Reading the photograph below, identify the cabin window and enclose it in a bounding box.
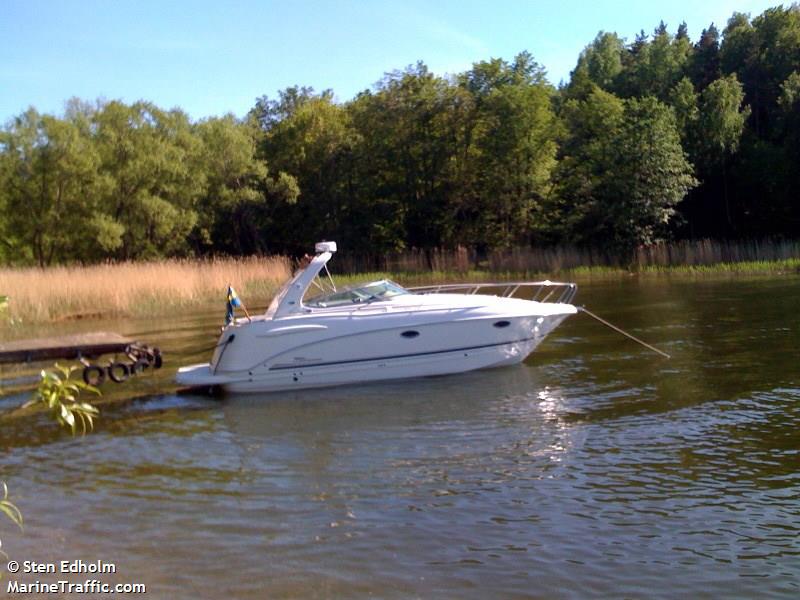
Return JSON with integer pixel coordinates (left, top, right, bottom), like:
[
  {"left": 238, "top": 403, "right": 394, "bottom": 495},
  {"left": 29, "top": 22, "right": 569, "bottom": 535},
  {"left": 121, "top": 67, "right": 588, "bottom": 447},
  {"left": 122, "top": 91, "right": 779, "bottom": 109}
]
[
  {"left": 401, "top": 330, "right": 420, "bottom": 338},
  {"left": 493, "top": 320, "right": 511, "bottom": 328}
]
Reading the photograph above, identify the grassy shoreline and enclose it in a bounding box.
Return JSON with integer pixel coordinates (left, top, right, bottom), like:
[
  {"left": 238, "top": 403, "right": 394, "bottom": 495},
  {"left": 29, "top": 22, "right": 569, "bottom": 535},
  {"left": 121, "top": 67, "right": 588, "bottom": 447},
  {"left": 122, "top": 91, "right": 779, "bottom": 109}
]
[
  {"left": 0, "top": 255, "right": 798, "bottom": 327},
  {"left": 0, "top": 256, "right": 292, "bottom": 327}
]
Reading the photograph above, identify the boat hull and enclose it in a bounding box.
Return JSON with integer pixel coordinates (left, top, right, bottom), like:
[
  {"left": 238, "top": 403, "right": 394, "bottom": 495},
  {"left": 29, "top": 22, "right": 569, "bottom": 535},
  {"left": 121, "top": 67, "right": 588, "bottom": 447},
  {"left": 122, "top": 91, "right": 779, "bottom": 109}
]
[{"left": 176, "top": 311, "right": 572, "bottom": 393}]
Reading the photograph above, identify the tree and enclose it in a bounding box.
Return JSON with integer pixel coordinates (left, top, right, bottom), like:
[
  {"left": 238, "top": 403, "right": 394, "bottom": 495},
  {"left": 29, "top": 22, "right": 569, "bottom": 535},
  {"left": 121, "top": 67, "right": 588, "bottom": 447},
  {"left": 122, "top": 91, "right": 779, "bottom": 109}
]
[
  {"left": 0, "top": 109, "right": 104, "bottom": 266},
  {"left": 689, "top": 24, "right": 722, "bottom": 90},
  {"left": 720, "top": 12, "right": 754, "bottom": 74},
  {"left": 696, "top": 75, "right": 750, "bottom": 162},
  {"left": 618, "top": 23, "right": 691, "bottom": 100},
  {"left": 346, "top": 63, "right": 461, "bottom": 252},
  {"left": 193, "top": 115, "right": 298, "bottom": 255},
  {"left": 778, "top": 70, "right": 800, "bottom": 154},
  {"left": 460, "top": 53, "right": 560, "bottom": 248},
  {"left": 257, "top": 92, "right": 353, "bottom": 252},
  {"left": 669, "top": 77, "right": 700, "bottom": 152},
  {"left": 92, "top": 101, "right": 204, "bottom": 260},
  {"left": 696, "top": 75, "right": 750, "bottom": 229},
  {"left": 721, "top": 7, "right": 800, "bottom": 137},
  {"left": 251, "top": 86, "right": 330, "bottom": 132},
  {"left": 556, "top": 89, "right": 697, "bottom": 254},
  {"left": 774, "top": 71, "right": 800, "bottom": 228},
  {"left": 569, "top": 32, "right": 625, "bottom": 95}
]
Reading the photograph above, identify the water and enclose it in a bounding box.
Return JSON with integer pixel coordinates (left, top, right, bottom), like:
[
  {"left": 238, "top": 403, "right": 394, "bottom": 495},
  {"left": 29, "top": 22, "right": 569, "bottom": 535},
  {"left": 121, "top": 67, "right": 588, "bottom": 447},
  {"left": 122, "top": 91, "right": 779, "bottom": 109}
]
[{"left": 1, "top": 276, "right": 799, "bottom": 598}]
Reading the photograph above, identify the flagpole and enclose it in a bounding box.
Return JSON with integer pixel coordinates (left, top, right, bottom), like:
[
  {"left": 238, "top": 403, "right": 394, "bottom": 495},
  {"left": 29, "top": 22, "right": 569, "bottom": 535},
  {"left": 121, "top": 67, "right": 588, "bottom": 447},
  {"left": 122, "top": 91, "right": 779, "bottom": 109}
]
[{"left": 226, "top": 284, "right": 252, "bottom": 324}]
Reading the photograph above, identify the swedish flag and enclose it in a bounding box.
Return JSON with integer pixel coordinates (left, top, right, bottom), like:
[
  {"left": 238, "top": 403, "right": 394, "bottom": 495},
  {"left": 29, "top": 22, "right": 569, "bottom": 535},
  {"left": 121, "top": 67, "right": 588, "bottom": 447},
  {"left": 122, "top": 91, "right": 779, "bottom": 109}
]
[{"left": 225, "top": 285, "right": 242, "bottom": 325}]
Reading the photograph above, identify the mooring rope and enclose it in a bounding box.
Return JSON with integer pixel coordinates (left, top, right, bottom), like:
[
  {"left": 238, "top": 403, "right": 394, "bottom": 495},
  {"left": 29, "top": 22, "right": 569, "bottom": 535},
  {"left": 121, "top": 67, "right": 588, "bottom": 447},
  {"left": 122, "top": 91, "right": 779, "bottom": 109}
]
[
  {"left": 185, "top": 334, "right": 235, "bottom": 357},
  {"left": 578, "top": 306, "right": 671, "bottom": 359}
]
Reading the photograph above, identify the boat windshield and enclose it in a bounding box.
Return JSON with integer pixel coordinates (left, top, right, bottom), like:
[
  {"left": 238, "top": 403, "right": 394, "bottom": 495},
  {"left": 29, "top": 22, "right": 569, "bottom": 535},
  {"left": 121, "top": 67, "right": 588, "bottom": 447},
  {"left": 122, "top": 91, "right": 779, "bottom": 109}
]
[{"left": 305, "top": 280, "right": 409, "bottom": 308}]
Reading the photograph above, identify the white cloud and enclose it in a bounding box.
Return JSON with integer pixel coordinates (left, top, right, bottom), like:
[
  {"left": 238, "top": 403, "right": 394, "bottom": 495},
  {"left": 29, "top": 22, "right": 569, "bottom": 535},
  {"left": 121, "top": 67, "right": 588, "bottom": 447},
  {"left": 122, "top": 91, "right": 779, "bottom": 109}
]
[{"left": 416, "top": 18, "right": 489, "bottom": 55}]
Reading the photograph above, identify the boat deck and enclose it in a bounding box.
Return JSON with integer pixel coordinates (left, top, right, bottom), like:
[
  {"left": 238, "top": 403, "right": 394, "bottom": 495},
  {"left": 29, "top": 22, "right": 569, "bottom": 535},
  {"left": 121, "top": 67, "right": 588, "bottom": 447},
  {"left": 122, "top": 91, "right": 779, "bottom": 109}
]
[{"left": 0, "top": 332, "right": 135, "bottom": 364}]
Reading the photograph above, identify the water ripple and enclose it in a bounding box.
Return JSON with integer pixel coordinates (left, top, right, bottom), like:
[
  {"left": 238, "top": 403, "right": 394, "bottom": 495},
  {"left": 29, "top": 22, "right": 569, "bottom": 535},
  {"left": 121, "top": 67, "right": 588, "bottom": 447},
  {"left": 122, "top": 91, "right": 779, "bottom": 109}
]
[{"left": 3, "top": 277, "right": 800, "bottom": 598}]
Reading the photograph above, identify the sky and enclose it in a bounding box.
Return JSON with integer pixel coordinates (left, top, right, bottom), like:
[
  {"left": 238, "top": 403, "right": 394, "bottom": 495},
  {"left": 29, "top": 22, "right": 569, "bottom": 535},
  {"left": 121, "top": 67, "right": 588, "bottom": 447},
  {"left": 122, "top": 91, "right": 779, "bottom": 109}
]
[{"left": 0, "top": 0, "right": 784, "bottom": 123}]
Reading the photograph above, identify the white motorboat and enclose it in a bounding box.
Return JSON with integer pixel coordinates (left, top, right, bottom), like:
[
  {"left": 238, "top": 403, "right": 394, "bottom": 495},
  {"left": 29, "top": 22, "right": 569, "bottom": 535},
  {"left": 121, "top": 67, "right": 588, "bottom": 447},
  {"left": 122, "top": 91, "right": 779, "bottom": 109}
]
[{"left": 176, "top": 242, "right": 578, "bottom": 393}]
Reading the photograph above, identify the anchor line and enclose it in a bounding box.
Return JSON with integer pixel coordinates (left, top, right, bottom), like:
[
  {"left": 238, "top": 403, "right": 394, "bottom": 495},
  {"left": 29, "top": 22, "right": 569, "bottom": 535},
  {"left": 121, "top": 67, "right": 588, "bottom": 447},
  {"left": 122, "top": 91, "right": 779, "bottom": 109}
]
[
  {"left": 578, "top": 306, "right": 671, "bottom": 359},
  {"left": 183, "top": 334, "right": 237, "bottom": 357}
]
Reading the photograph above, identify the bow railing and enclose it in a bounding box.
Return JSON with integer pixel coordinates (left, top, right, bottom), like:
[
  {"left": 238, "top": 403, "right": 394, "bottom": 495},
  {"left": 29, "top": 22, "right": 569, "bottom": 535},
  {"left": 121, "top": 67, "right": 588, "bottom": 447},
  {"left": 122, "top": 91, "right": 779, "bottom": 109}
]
[{"left": 407, "top": 281, "right": 578, "bottom": 304}]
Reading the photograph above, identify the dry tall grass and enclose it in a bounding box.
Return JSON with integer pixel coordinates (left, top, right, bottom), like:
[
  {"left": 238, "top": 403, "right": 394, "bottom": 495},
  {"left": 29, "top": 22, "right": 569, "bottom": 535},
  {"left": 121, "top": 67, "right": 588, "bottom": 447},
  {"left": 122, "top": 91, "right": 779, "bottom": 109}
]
[
  {"left": 0, "top": 256, "right": 292, "bottom": 324},
  {"left": 1, "top": 238, "right": 797, "bottom": 325}
]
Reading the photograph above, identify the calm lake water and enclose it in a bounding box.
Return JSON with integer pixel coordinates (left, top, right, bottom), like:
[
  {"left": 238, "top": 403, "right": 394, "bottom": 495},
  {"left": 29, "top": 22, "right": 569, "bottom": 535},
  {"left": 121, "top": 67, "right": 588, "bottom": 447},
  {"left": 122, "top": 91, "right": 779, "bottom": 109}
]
[{"left": 1, "top": 275, "right": 799, "bottom": 598}]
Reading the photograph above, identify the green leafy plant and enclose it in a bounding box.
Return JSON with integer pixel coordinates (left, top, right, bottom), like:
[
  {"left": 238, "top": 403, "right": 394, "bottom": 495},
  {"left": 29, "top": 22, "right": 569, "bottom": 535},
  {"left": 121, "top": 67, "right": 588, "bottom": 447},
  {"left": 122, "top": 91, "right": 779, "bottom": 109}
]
[
  {"left": 0, "top": 483, "right": 22, "bottom": 534},
  {"left": 1, "top": 364, "right": 100, "bottom": 570},
  {"left": 0, "top": 481, "right": 23, "bottom": 565},
  {"left": 22, "top": 364, "right": 100, "bottom": 435}
]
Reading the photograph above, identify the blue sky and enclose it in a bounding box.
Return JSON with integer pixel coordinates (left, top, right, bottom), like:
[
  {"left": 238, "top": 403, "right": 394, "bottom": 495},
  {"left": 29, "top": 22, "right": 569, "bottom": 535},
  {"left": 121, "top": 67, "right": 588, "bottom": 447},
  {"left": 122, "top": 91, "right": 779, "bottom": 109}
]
[{"left": 0, "top": 0, "right": 782, "bottom": 123}]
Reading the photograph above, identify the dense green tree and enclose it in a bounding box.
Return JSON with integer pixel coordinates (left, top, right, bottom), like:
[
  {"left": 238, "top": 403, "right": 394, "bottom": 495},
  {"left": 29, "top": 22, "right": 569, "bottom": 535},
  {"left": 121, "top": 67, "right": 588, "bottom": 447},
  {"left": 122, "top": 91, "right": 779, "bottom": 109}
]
[
  {"left": 257, "top": 92, "right": 353, "bottom": 252},
  {"left": 251, "top": 86, "right": 330, "bottom": 132},
  {"left": 667, "top": 74, "right": 750, "bottom": 236},
  {"left": 696, "top": 75, "right": 750, "bottom": 166},
  {"left": 3, "top": 4, "right": 800, "bottom": 267},
  {"left": 618, "top": 23, "right": 692, "bottom": 100},
  {"left": 91, "top": 101, "right": 204, "bottom": 259},
  {"left": 0, "top": 109, "right": 104, "bottom": 266},
  {"left": 721, "top": 7, "right": 800, "bottom": 137},
  {"left": 775, "top": 70, "right": 800, "bottom": 227},
  {"left": 556, "top": 89, "right": 696, "bottom": 253},
  {"left": 669, "top": 77, "right": 700, "bottom": 151},
  {"left": 458, "top": 53, "right": 560, "bottom": 248},
  {"left": 614, "top": 96, "right": 697, "bottom": 247},
  {"left": 347, "top": 63, "right": 462, "bottom": 252},
  {"left": 193, "top": 115, "right": 298, "bottom": 255},
  {"left": 569, "top": 32, "right": 625, "bottom": 95},
  {"left": 778, "top": 69, "right": 800, "bottom": 151},
  {"left": 696, "top": 75, "right": 750, "bottom": 230},
  {"left": 689, "top": 24, "right": 722, "bottom": 90}
]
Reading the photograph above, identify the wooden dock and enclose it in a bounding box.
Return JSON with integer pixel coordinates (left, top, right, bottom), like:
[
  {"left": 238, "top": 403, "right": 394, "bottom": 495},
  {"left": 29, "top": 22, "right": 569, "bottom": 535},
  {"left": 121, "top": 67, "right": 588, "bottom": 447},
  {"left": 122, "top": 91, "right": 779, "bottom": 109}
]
[{"left": 0, "top": 332, "right": 135, "bottom": 364}]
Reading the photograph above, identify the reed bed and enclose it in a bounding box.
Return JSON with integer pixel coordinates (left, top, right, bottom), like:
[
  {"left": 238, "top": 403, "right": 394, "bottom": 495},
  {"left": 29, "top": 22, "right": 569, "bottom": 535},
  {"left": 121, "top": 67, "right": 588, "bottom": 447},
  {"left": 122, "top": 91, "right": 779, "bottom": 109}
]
[
  {"left": 0, "top": 256, "right": 292, "bottom": 324},
  {"left": 333, "top": 245, "right": 619, "bottom": 273},
  {"left": 334, "top": 238, "right": 800, "bottom": 275},
  {"left": 1, "top": 238, "right": 797, "bottom": 326},
  {"left": 633, "top": 238, "right": 800, "bottom": 267}
]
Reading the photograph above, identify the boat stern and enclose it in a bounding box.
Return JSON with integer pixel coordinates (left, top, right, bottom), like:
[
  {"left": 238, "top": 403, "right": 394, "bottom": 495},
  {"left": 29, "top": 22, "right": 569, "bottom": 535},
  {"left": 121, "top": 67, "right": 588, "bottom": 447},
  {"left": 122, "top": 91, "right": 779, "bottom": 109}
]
[{"left": 175, "top": 363, "right": 234, "bottom": 388}]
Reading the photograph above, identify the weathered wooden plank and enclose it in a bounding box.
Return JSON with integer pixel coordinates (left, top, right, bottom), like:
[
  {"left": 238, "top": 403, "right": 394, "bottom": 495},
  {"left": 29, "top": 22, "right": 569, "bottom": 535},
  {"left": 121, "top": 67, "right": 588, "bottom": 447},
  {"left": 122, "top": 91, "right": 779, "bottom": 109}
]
[{"left": 0, "top": 332, "right": 135, "bottom": 364}]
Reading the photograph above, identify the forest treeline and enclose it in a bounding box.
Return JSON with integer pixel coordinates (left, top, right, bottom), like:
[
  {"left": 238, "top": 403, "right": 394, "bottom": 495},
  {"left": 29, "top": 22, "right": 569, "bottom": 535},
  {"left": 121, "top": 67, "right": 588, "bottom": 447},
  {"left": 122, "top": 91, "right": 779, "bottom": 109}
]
[{"left": 1, "top": 5, "right": 799, "bottom": 267}]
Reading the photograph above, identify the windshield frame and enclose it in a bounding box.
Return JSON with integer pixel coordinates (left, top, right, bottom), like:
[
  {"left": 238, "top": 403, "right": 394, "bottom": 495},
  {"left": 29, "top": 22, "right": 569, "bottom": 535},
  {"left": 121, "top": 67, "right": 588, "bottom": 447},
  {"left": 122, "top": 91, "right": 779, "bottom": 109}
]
[{"left": 304, "top": 279, "right": 410, "bottom": 309}]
